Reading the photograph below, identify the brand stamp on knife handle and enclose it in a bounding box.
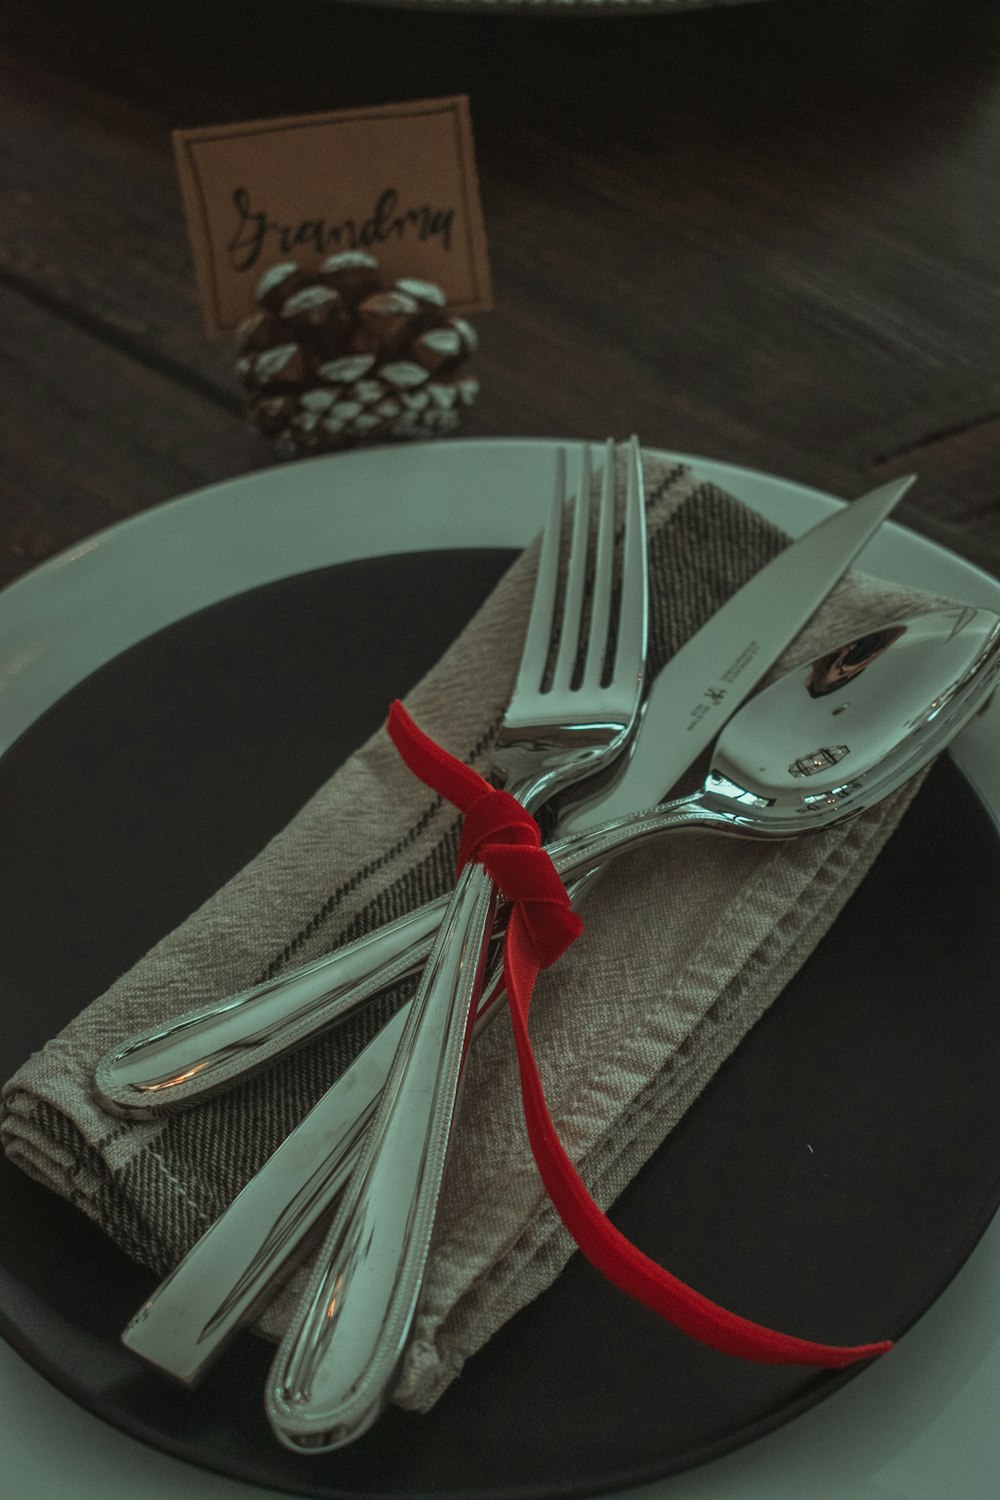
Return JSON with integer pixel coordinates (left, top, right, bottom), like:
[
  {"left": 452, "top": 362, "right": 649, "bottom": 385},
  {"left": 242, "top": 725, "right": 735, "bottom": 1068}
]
[{"left": 685, "top": 639, "right": 761, "bottom": 731}]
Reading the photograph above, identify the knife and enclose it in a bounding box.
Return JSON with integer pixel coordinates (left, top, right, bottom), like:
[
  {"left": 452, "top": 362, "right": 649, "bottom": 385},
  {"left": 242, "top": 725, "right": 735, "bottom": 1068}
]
[
  {"left": 96, "top": 476, "right": 916, "bottom": 1119},
  {"left": 120, "top": 474, "right": 914, "bottom": 1386}
]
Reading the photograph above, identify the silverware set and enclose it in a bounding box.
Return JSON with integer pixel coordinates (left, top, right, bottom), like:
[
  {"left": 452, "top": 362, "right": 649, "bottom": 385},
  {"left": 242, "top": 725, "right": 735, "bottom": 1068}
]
[{"left": 90, "top": 443, "right": 1000, "bottom": 1453}]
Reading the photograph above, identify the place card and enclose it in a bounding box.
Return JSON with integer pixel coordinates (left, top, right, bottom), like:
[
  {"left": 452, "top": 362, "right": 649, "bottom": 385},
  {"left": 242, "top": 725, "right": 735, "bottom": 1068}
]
[{"left": 173, "top": 96, "right": 493, "bottom": 335}]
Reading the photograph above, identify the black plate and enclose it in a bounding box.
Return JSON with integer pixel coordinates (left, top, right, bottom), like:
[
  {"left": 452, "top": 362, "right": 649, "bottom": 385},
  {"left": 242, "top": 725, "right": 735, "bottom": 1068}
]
[{"left": 2, "top": 549, "right": 999, "bottom": 1500}]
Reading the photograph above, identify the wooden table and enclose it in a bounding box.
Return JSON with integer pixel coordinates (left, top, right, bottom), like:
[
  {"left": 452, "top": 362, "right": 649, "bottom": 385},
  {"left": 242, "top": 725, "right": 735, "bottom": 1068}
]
[{"left": 1, "top": 0, "right": 999, "bottom": 590}]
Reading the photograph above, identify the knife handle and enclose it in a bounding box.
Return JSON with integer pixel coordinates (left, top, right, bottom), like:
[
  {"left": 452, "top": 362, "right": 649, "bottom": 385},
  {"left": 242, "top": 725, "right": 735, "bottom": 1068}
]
[
  {"left": 266, "top": 862, "right": 498, "bottom": 1451},
  {"left": 121, "top": 1004, "right": 407, "bottom": 1385}
]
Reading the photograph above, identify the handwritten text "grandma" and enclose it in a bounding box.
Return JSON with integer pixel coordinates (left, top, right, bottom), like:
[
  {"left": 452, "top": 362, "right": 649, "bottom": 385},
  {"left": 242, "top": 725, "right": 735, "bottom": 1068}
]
[{"left": 227, "top": 187, "right": 456, "bottom": 272}]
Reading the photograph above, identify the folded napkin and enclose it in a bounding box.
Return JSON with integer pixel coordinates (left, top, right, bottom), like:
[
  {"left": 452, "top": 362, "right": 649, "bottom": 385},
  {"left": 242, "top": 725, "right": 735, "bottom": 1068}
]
[{"left": 2, "top": 452, "right": 942, "bottom": 1411}]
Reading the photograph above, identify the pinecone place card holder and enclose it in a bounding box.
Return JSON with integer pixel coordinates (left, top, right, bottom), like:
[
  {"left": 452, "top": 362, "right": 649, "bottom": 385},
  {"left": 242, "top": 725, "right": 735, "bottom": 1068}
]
[
  {"left": 237, "top": 253, "right": 480, "bottom": 458},
  {"left": 174, "top": 99, "right": 492, "bottom": 458}
]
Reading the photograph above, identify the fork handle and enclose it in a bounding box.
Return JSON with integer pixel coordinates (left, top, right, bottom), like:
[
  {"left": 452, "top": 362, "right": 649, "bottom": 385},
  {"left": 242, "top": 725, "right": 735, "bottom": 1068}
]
[{"left": 266, "top": 862, "right": 499, "bottom": 1451}]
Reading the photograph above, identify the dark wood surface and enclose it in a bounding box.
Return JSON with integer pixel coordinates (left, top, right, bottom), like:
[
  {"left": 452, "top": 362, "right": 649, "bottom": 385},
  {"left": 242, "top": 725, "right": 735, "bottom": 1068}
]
[{"left": 1, "top": 0, "right": 999, "bottom": 589}]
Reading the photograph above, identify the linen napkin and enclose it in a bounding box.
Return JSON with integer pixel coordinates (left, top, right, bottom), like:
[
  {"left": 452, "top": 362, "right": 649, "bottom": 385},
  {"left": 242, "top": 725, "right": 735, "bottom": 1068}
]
[{"left": 2, "top": 451, "right": 941, "bottom": 1411}]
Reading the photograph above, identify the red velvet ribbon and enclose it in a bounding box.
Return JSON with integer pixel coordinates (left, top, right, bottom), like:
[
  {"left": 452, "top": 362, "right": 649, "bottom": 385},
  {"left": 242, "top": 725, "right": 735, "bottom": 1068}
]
[{"left": 387, "top": 700, "right": 892, "bottom": 1369}]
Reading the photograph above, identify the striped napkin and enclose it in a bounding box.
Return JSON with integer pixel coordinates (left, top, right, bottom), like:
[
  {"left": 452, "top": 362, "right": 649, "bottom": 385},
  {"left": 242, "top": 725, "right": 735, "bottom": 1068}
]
[{"left": 1, "top": 450, "right": 937, "bottom": 1411}]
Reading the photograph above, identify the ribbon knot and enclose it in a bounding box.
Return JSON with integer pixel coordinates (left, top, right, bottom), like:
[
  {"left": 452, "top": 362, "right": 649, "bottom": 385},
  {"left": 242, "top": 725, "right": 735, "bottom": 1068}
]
[
  {"left": 388, "top": 701, "right": 583, "bottom": 971},
  {"left": 386, "top": 699, "right": 890, "bottom": 1371},
  {"left": 457, "top": 788, "right": 584, "bottom": 970}
]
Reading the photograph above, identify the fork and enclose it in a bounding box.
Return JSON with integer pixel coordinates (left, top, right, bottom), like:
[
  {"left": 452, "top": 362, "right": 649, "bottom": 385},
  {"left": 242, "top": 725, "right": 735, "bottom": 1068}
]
[{"left": 265, "top": 436, "right": 649, "bottom": 1452}]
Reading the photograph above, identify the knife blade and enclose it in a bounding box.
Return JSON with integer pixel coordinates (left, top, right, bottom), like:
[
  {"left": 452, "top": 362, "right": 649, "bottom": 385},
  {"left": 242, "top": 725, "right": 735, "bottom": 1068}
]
[{"left": 119, "top": 473, "right": 914, "bottom": 1385}]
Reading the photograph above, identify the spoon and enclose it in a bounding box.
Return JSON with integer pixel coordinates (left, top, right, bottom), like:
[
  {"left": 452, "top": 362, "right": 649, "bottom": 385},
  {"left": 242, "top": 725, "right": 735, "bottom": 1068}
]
[
  {"left": 119, "top": 605, "right": 1000, "bottom": 1391},
  {"left": 98, "top": 603, "right": 1000, "bottom": 1119}
]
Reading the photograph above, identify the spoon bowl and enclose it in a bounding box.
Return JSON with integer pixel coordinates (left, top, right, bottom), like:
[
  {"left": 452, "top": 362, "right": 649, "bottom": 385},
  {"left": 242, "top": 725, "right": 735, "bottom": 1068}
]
[{"left": 552, "top": 605, "right": 1000, "bottom": 879}]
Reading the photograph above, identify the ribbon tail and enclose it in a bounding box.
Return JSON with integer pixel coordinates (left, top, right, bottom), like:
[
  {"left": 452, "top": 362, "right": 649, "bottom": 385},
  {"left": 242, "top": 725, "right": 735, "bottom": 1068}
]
[
  {"left": 502, "top": 912, "right": 892, "bottom": 1370},
  {"left": 387, "top": 700, "right": 492, "bottom": 812}
]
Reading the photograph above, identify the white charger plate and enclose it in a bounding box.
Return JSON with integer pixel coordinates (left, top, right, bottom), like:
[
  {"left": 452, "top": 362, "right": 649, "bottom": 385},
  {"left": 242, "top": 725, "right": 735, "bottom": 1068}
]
[{"left": 1, "top": 438, "right": 999, "bottom": 1500}]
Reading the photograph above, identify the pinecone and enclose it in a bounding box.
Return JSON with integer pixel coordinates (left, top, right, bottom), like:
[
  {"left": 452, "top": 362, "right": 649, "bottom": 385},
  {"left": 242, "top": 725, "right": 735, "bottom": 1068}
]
[{"left": 235, "top": 253, "right": 479, "bottom": 458}]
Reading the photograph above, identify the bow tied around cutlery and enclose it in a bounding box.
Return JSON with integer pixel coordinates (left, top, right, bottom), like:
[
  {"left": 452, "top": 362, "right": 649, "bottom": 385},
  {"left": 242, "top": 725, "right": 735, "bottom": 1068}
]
[
  {"left": 387, "top": 697, "right": 892, "bottom": 1370},
  {"left": 1, "top": 449, "right": 949, "bottom": 1416},
  {"left": 387, "top": 698, "right": 584, "bottom": 968}
]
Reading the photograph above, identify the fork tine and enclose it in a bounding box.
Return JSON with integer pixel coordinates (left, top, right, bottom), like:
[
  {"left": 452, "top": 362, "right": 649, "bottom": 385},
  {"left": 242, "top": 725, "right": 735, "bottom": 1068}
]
[
  {"left": 580, "top": 437, "right": 617, "bottom": 689},
  {"left": 610, "top": 436, "right": 647, "bottom": 690},
  {"left": 515, "top": 445, "right": 567, "bottom": 698},
  {"left": 550, "top": 442, "right": 593, "bottom": 692}
]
